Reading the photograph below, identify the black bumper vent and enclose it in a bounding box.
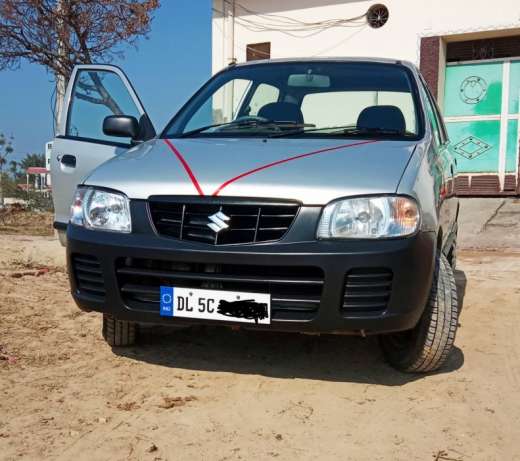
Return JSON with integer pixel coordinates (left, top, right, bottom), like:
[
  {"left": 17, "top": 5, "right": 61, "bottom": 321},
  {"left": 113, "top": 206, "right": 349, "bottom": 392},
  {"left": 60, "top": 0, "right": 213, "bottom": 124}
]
[
  {"left": 71, "top": 254, "right": 105, "bottom": 299},
  {"left": 116, "top": 258, "right": 323, "bottom": 320},
  {"left": 342, "top": 268, "right": 393, "bottom": 313},
  {"left": 149, "top": 200, "right": 299, "bottom": 245}
]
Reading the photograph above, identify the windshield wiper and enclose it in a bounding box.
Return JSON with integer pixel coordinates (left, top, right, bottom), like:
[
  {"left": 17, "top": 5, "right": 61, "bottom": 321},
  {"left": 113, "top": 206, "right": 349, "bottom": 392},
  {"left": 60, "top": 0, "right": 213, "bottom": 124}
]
[
  {"left": 270, "top": 124, "right": 412, "bottom": 138},
  {"left": 180, "top": 119, "right": 287, "bottom": 137},
  {"left": 269, "top": 124, "right": 357, "bottom": 138},
  {"left": 180, "top": 119, "right": 314, "bottom": 137}
]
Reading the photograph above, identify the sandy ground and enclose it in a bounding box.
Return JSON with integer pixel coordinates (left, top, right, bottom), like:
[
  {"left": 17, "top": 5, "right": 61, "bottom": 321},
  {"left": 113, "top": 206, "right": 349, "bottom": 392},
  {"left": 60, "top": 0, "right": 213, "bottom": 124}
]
[
  {"left": 0, "top": 210, "right": 54, "bottom": 236},
  {"left": 1, "top": 235, "right": 520, "bottom": 461}
]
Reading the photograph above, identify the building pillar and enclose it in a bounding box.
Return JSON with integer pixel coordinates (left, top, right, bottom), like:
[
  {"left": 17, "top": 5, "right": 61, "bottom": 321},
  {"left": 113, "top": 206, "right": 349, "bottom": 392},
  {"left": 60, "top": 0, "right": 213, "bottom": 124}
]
[{"left": 420, "top": 36, "right": 441, "bottom": 100}]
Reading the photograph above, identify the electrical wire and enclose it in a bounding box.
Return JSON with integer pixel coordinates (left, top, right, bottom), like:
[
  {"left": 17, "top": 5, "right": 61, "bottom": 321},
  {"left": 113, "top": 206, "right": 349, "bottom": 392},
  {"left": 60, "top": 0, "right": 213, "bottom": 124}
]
[
  {"left": 225, "top": 0, "right": 367, "bottom": 28},
  {"left": 311, "top": 24, "right": 369, "bottom": 56},
  {"left": 230, "top": 0, "right": 367, "bottom": 26},
  {"left": 215, "top": 1, "right": 367, "bottom": 38},
  {"left": 212, "top": 15, "right": 272, "bottom": 59}
]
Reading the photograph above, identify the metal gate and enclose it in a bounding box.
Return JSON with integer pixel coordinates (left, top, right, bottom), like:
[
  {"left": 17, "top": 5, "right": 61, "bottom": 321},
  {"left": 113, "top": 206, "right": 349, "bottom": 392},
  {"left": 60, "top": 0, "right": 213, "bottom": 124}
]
[{"left": 444, "top": 59, "right": 520, "bottom": 194}]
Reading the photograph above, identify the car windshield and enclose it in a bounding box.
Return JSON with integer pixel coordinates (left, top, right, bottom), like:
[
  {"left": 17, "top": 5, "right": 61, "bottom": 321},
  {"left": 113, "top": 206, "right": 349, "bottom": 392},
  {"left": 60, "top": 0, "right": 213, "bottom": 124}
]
[{"left": 163, "top": 61, "right": 423, "bottom": 140}]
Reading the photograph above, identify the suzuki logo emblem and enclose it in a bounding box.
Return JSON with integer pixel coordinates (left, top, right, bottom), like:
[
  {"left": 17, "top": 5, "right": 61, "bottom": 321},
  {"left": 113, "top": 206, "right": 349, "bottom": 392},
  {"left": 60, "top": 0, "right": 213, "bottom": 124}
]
[{"left": 207, "top": 211, "right": 230, "bottom": 233}]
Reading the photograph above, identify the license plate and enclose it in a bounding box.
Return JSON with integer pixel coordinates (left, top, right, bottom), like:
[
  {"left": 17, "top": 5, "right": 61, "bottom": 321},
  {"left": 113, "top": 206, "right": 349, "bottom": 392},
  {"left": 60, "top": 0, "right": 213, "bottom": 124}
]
[{"left": 159, "top": 286, "right": 271, "bottom": 324}]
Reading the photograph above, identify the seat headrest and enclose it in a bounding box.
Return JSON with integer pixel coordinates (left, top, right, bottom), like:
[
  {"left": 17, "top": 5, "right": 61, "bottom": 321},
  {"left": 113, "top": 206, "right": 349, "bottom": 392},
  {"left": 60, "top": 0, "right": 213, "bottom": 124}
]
[
  {"left": 357, "top": 105, "right": 406, "bottom": 133},
  {"left": 257, "top": 102, "right": 304, "bottom": 124}
]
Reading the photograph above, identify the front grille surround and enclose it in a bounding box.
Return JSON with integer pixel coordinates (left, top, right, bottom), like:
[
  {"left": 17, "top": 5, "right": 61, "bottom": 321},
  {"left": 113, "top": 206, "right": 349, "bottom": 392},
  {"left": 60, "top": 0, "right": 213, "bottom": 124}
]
[
  {"left": 148, "top": 198, "right": 300, "bottom": 246},
  {"left": 116, "top": 257, "right": 324, "bottom": 320}
]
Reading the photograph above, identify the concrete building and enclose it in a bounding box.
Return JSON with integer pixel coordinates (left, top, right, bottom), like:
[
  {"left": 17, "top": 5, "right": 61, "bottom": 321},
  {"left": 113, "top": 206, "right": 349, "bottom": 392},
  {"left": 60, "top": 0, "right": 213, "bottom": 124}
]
[{"left": 212, "top": 0, "right": 520, "bottom": 195}]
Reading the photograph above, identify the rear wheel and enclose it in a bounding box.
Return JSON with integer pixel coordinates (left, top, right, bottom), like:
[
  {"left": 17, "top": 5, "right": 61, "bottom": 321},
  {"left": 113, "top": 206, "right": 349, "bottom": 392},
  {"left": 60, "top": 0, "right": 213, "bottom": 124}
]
[
  {"left": 379, "top": 253, "right": 458, "bottom": 373},
  {"left": 102, "top": 314, "right": 137, "bottom": 347}
]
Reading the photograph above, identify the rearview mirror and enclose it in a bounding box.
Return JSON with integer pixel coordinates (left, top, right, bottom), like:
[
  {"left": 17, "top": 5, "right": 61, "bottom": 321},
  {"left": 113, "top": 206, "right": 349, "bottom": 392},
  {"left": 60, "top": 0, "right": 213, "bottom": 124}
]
[
  {"left": 103, "top": 115, "right": 139, "bottom": 139},
  {"left": 288, "top": 73, "right": 330, "bottom": 88}
]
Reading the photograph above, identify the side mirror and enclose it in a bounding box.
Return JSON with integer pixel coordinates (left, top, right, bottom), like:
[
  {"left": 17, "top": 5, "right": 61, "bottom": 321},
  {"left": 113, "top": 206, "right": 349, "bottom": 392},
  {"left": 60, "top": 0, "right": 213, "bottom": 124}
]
[{"left": 103, "top": 115, "right": 139, "bottom": 139}]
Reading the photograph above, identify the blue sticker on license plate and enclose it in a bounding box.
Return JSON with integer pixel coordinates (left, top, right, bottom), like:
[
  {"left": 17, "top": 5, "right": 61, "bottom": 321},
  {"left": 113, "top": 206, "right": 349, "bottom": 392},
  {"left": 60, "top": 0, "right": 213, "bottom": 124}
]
[{"left": 160, "top": 286, "right": 174, "bottom": 317}]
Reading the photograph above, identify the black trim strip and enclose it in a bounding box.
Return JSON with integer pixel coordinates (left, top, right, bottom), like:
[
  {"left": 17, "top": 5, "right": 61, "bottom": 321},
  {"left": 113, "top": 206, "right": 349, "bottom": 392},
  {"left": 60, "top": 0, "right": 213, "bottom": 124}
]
[
  {"left": 53, "top": 221, "right": 68, "bottom": 231},
  {"left": 55, "top": 135, "right": 132, "bottom": 149}
]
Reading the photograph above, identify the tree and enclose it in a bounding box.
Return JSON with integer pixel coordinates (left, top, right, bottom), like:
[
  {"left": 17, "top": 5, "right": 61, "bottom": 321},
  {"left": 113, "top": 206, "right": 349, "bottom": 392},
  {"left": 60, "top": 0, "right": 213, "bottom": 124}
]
[
  {"left": 0, "top": 133, "right": 14, "bottom": 207},
  {"left": 20, "top": 153, "right": 45, "bottom": 171},
  {"left": 9, "top": 160, "right": 18, "bottom": 177},
  {"left": 0, "top": 0, "right": 160, "bottom": 126},
  {"left": 7, "top": 153, "right": 45, "bottom": 182}
]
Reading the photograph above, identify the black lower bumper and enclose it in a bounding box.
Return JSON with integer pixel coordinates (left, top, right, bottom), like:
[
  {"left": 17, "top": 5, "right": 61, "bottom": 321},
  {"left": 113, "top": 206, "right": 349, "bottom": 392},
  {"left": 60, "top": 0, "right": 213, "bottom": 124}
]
[{"left": 66, "top": 222, "right": 436, "bottom": 334}]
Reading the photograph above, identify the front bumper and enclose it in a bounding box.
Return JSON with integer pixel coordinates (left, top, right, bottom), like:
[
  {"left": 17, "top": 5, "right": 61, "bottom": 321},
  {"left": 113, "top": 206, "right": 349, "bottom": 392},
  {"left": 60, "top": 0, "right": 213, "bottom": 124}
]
[{"left": 66, "top": 201, "right": 436, "bottom": 334}]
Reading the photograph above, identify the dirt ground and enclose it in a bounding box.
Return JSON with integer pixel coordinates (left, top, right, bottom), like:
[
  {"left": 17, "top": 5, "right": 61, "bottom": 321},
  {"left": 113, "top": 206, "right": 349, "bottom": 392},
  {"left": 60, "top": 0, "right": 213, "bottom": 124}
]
[
  {"left": 0, "top": 209, "right": 53, "bottom": 236},
  {"left": 1, "top": 234, "right": 520, "bottom": 461}
]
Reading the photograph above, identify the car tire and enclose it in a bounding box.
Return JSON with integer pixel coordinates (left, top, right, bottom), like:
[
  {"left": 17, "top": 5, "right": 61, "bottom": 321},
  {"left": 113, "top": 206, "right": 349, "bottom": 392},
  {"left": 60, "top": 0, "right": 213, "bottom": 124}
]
[
  {"left": 102, "top": 314, "right": 137, "bottom": 347},
  {"left": 379, "top": 253, "right": 459, "bottom": 373}
]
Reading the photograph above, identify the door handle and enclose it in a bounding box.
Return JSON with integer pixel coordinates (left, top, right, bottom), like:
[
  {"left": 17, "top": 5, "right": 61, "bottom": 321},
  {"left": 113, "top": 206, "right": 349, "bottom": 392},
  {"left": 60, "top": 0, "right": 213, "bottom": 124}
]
[{"left": 60, "top": 154, "right": 76, "bottom": 168}]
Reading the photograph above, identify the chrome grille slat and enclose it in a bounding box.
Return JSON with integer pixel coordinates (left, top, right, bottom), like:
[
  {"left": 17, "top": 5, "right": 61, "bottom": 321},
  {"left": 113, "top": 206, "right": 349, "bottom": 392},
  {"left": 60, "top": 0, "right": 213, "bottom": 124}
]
[{"left": 149, "top": 200, "right": 299, "bottom": 245}]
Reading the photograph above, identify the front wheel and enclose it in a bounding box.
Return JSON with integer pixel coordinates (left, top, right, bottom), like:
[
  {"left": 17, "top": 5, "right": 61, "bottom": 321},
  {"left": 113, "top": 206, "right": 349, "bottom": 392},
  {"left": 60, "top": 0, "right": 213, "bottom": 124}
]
[
  {"left": 102, "top": 314, "right": 138, "bottom": 347},
  {"left": 379, "top": 253, "right": 459, "bottom": 373}
]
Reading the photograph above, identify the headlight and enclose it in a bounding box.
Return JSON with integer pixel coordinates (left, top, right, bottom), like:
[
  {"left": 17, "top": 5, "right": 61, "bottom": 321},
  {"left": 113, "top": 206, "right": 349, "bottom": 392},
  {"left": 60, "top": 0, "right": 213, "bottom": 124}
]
[
  {"left": 70, "top": 187, "right": 131, "bottom": 233},
  {"left": 317, "top": 196, "right": 420, "bottom": 239}
]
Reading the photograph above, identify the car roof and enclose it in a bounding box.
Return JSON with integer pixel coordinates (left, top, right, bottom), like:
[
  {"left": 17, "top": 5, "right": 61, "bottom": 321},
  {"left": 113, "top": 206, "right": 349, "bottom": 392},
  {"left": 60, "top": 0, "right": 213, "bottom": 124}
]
[{"left": 232, "top": 57, "right": 417, "bottom": 69}]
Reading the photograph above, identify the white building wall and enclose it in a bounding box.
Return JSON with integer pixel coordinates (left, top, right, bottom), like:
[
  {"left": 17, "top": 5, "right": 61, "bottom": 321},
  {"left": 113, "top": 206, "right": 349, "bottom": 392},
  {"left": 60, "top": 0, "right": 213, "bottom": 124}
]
[{"left": 212, "top": 0, "right": 520, "bottom": 73}]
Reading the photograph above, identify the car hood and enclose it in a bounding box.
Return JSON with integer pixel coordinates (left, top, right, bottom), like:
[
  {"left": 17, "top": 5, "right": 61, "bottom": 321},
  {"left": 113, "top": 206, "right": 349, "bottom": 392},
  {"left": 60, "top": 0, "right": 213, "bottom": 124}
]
[{"left": 85, "top": 137, "right": 417, "bottom": 205}]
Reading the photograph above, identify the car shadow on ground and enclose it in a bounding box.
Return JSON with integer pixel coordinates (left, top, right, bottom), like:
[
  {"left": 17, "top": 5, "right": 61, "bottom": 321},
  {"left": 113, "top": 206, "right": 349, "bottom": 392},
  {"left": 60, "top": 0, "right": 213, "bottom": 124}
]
[
  {"left": 454, "top": 268, "right": 467, "bottom": 314},
  {"left": 114, "top": 269, "right": 468, "bottom": 386}
]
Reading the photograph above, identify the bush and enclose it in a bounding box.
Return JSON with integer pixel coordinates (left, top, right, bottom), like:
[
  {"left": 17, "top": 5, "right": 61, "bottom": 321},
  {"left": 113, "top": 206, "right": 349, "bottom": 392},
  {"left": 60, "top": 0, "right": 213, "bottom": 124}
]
[
  {"left": 25, "top": 191, "right": 54, "bottom": 212},
  {"left": 2, "top": 177, "right": 54, "bottom": 212}
]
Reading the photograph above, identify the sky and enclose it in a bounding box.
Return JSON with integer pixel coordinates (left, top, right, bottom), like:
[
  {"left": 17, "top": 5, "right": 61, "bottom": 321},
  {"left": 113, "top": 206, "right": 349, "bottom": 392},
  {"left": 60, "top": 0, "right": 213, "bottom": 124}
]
[{"left": 0, "top": 0, "right": 212, "bottom": 161}]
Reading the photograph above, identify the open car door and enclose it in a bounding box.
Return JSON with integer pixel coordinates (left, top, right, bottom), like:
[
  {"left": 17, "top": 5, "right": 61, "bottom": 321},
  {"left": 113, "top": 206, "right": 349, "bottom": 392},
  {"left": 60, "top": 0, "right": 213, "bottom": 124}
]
[{"left": 51, "top": 64, "right": 155, "bottom": 235}]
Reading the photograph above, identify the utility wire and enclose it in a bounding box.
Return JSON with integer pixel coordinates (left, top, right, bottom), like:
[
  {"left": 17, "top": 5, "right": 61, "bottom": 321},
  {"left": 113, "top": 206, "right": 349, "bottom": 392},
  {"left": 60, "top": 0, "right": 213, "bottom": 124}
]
[
  {"left": 212, "top": 15, "right": 271, "bottom": 59},
  {"left": 224, "top": 0, "right": 367, "bottom": 28},
  {"left": 216, "top": 1, "right": 367, "bottom": 38}
]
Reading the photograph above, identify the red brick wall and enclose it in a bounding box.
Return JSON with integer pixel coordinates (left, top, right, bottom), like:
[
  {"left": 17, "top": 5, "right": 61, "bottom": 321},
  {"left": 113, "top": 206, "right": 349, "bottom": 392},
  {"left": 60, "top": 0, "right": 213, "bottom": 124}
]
[{"left": 419, "top": 36, "right": 440, "bottom": 99}]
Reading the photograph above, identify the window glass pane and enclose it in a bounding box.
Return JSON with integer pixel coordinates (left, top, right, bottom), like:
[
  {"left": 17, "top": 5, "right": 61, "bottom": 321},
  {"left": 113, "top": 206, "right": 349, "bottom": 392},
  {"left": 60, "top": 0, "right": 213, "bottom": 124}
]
[
  {"left": 166, "top": 62, "right": 422, "bottom": 139},
  {"left": 422, "top": 90, "right": 442, "bottom": 146},
  {"left": 67, "top": 70, "right": 140, "bottom": 143},
  {"left": 248, "top": 83, "right": 279, "bottom": 115},
  {"left": 301, "top": 91, "right": 416, "bottom": 132},
  {"left": 509, "top": 61, "right": 520, "bottom": 115},
  {"left": 184, "top": 78, "right": 252, "bottom": 131},
  {"left": 445, "top": 120, "right": 500, "bottom": 173},
  {"left": 506, "top": 119, "right": 518, "bottom": 173},
  {"left": 444, "top": 62, "right": 502, "bottom": 117}
]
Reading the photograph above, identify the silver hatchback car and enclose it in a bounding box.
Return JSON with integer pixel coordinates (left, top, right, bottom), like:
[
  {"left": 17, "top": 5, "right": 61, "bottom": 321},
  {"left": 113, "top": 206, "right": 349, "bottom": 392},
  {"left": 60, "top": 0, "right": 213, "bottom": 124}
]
[{"left": 51, "top": 58, "right": 459, "bottom": 373}]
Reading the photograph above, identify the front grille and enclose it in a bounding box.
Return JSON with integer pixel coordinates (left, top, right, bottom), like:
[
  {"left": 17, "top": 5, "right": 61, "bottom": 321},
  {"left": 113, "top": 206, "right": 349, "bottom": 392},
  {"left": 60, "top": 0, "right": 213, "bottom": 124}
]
[
  {"left": 342, "top": 268, "right": 393, "bottom": 313},
  {"left": 116, "top": 258, "right": 323, "bottom": 320},
  {"left": 71, "top": 254, "right": 105, "bottom": 299},
  {"left": 149, "top": 200, "right": 300, "bottom": 245}
]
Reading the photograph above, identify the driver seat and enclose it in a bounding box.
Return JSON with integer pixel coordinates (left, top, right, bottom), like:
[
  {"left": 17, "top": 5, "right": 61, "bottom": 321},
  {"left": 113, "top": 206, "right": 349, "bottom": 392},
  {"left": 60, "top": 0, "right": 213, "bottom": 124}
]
[{"left": 258, "top": 102, "right": 304, "bottom": 124}]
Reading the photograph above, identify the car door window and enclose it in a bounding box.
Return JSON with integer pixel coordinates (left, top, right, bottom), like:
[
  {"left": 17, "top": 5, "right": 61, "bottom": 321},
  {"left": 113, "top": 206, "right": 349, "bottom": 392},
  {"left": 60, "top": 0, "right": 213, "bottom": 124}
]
[
  {"left": 421, "top": 87, "right": 443, "bottom": 147},
  {"left": 248, "top": 83, "right": 280, "bottom": 116},
  {"left": 427, "top": 90, "right": 449, "bottom": 145},
  {"left": 67, "top": 70, "right": 142, "bottom": 144}
]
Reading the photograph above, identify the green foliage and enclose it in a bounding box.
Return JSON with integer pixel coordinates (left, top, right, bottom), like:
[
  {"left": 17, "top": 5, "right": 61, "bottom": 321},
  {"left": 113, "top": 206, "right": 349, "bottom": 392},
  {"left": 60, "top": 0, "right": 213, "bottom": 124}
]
[
  {"left": 0, "top": 141, "right": 52, "bottom": 211},
  {"left": 9, "top": 152, "right": 46, "bottom": 181},
  {"left": 24, "top": 191, "right": 54, "bottom": 212},
  {"left": 0, "top": 133, "right": 14, "bottom": 164},
  {"left": 0, "top": 133, "right": 15, "bottom": 207}
]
